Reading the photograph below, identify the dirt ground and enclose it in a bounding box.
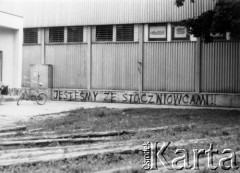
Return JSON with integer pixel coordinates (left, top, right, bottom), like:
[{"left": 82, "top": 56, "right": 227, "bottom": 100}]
[
  {"left": 0, "top": 102, "right": 240, "bottom": 173},
  {"left": 1, "top": 100, "right": 238, "bottom": 127}
]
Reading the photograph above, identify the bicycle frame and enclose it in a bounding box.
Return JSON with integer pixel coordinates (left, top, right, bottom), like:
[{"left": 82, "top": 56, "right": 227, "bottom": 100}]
[
  {"left": 20, "top": 88, "right": 39, "bottom": 102},
  {"left": 17, "top": 76, "right": 48, "bottom": 105},
  {"left": 19, "top": 76, "right": 44, "bottom": 101}
]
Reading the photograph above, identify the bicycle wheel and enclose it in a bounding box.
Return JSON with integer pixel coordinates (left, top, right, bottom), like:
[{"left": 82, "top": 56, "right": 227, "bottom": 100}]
[
  {"left": 17, "top": 94, "right": 24, "bottom": 105},
  {"left": 36, "top": 93, "right": 48, "bottom": 105}
]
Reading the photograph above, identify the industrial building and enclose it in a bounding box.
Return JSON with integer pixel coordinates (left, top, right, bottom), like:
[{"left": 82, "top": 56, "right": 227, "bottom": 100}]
[{"left": 0, "top": 0, "right": 239, "bottom": 107}]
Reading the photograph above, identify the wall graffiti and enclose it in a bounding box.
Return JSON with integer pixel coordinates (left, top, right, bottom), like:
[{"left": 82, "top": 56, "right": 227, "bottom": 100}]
[
  {"left": 7, "top": 88, "right": 48, "bottom": 96},
  {"left": 53, "top": 90, "right": 98, "bottom": 102},
  {"left": 53, "top": 90, "right": 216, "bottom": 106},
  {"left": 7, "top": 88, "right": 24, "bottom": 96}
]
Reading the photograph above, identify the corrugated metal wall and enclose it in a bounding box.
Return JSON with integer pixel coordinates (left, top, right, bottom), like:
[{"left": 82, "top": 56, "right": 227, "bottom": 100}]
[
  {"left": 0, "top": 0, "right": 215, "bottom": 28},
  {"left": 201, "top": 42, "right": 240, "bottom": 93},
  {"left": 22, "top": 42, "right": 240, "bottom": 93},
  {"left": 91, "top": 43, "right": 138, "bottom": 90},
  {"left": 45, "top": 44, "right": 87, "bottom": 89},
  {"left": 17, "top": 0, "right": 240, "bottom": 94},
  {"left": 22, "top": 45, "right": 41, "bottom": 87},
  {"left": 143, "top": 42, "right": 196, "bottom": 92}
]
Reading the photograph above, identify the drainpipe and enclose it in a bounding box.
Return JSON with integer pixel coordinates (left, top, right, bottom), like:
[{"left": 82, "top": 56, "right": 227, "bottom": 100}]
[{"left": 41, "top": 28, "right": 45, "bottom": 64}]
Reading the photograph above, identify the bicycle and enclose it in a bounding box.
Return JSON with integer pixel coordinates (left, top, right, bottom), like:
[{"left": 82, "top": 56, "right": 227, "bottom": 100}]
[{"left": 17, "top": 76, "right": 48, "bottom": 105}]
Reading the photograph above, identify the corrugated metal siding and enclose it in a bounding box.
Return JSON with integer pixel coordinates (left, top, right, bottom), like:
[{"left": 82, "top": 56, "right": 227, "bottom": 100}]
[
  {"left": 91, "top": 43, "right": 138, "bottom": 90},
  {"left": 22, "top": 45, "right": 41, "bottom": 87},
  {"left": 0, "top": 0, "right": 215, "bottom": 27},
  {"left": 201, "top": 42, "right": 240, "bottom": 93},
  {"left": 45, "top": 44, "right": 87, "bottom": 89},
  {"left": 144, "top": 42, "right": 196, "bottom": 92}
]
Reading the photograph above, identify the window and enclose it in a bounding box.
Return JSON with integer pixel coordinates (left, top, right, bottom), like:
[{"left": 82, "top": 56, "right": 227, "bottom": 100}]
[
  {"left": 149, "top": 24, "right": 167, "bottom": 41},
  {"left": 67, "top": 26, "right": 83, "bottom": 42},
  {"left": 24, "top": 28, "right": 38, "bottom": 44},
  {"left": 116, "top": 25, "right": 134, "bottom": 41},
  {"left": 49, "top": 27, "right": 64, "bottom": 43},
  {"left": 172, "top": 23, "right": 190, "bottom": 40},
  {"left": 211, "top": 33, "right": 226, "bottom": 41},
  {"left": 96, "top": 25, "right": 113, "bottom": 41}
]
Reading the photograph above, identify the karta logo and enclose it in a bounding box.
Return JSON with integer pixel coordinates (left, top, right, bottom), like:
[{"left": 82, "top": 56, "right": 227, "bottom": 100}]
[{"left": 142, "top": 142, "right": 239, "bottom": 171}]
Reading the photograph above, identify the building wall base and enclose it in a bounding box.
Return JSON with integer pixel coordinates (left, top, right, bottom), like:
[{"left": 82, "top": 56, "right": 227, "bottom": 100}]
[{"left": 52, "top": 89, "right": 240, "bottom": 108}]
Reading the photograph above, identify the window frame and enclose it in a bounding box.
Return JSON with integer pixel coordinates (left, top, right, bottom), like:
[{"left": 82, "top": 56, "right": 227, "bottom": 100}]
[
  {"left": 49, "top": 27, "right": 65, "bottom": 43},
  {"left": 95, "top": 25, "right": 113, "bottom": 42},
  {"left": 211, "top": 33, "right": 226, "bottom": 41},
  {"left": 171, "top": 23, "right": 190, "bottom": 41},
  {"left": 67, "top": 26, "right": 84, "bottom": 43},
  {"left": 23, "top": 28, "right": 38, "bottom": 44},
  {"left": 148, "top": 23, "right": 168, "bottom": 41},
  {"left": 116, "top": 24, "right": 134, "bottom": 42}
]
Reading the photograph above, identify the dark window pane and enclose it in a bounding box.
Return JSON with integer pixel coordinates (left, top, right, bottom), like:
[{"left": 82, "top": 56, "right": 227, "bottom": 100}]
[
  {"left": 116, "top": 25, "right": 134, "bottom": 41},
  {"left": 67, "top": 26, "right": 83, "bottom": 42},
  {"left": 49, "top": 27, "right": 64, "bottom": 43},
  {"left": 24, "top": 28, "right": 38, "bottom": 43},
  {"left": 96, "top": 25, "right": 113, "bottom": 41}
]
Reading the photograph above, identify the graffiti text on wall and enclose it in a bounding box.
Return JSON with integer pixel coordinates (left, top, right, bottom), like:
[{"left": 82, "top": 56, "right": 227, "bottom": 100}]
[
  {"left": 8, "top": 88, "right": 23, "bottom": 96},
  {"left": 53, "top": 90, "right": 216, "bottom": 106}
]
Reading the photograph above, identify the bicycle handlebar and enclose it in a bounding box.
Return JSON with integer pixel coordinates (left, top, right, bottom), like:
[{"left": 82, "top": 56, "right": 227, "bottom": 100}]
[
  {"left": 32, "top": 81, "right": 43, "bottom": 86},
  {"left": 24, "top": 76, "right": 43, "bottom": 86},
  {"left": 26, "top": 80, "right": 43, "bottom": 87}
]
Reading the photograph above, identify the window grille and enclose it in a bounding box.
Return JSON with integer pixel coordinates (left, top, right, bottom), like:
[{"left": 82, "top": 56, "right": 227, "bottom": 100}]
[
  {"left": 49, "top": 27, "right": 64, "bottom": 43},
  {"left": 24, "top": 28, "right": 38, "bottom": 44},
  {"left": 67, "top": 26, "right": 84, "bottom": 42},
  {"left": 96, "top": 25, "right": 113, "bottom": 41},
  {"left": 116, "top": 25, "right": 134, "bottom": 41}
]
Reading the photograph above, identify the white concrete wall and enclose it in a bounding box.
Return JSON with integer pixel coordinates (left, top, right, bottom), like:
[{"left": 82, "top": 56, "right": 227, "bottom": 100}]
[
  {"left": 0, "top": 11, "right": 23, "bottom": 30},
  {"left": 13, "top": 28, "right": 23, "bottom": 88},
  {"left": 0, "top": 27, "right": 15, "bottom": 87},
  {"left": 0, "top": 12, "right": 23, "bottom": 88}
]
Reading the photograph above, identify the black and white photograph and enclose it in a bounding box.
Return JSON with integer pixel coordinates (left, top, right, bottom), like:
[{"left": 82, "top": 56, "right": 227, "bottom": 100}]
[{"left": 0, "top": 0, "right": 239, "bottom": 172}]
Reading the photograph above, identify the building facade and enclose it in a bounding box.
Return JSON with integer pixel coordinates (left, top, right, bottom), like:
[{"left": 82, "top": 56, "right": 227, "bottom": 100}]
[
  {"left": 0, "top": 0, "right": 239, "bottom": 107},
  {"left": 0, "top": 11, "right": 23, "bottom": 88}
]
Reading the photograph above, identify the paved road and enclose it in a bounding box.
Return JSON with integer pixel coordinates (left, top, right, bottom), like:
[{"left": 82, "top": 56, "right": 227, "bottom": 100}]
[{"left": 0, "top": 100, "right": 239, "bottom": 127}]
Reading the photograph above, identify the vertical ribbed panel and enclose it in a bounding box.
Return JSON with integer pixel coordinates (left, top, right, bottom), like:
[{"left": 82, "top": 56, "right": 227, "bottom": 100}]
[
  {"left": 201, "top": 42, "right": 240, "bottom": 93},
  {"left": 22, "top": 45, "right": 42, "bottom": 87},
  {"left": 91, "top": 43, "right": 138, "bottom": 90},
  {"left": 134, "top": 24, "right": 139, "bottom": 42},
  {"left": 144, "top": 42, "right": 196, "bottom": 92},
  {"left": 37, "top": 28, "right": 41, "bottom": 44},
  {"left": 45, "top": 44, "right": 87, "bottom": 89},
  {"left": 0, "top": 0, "right": 216, "bottom": 27},
  {"left": 83, "top": 26, "right": 87, "bottom": 43}
]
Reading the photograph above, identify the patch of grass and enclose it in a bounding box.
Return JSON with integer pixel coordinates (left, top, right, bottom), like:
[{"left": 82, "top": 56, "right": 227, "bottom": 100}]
[
  {"left": 113, "top": 168, "right": 145, "bottom": 173},
  {"left": 24, "top": 108, "right": 240, "bottom": 133},
  {"left": 1, "top": 153, "right": 143, "bottom": 173},
  {"left": 221, "top": 130, "right": 230, "bottom": 136},
  {"left": 197, "top": 168, "right": 217, "bottom": 173},
  {"left": 12, "top": 108, "right": 240, "bottom": 173}
]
